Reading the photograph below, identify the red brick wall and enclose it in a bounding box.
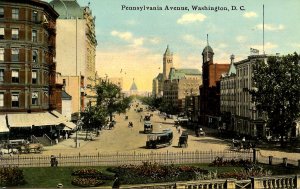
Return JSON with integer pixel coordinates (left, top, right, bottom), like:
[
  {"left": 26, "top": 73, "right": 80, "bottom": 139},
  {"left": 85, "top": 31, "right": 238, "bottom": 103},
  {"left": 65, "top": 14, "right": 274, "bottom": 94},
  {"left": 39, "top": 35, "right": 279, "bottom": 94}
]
[{"left": 208, "top": 64, "right": 229, "bottom": 87}]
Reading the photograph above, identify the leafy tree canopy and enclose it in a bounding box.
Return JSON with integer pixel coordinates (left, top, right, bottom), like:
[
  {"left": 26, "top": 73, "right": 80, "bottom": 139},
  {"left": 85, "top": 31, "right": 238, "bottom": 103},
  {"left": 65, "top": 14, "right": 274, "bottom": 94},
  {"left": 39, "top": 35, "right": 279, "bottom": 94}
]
[{"left": 250, "top": 53, "right": 300, "bottom": 138}]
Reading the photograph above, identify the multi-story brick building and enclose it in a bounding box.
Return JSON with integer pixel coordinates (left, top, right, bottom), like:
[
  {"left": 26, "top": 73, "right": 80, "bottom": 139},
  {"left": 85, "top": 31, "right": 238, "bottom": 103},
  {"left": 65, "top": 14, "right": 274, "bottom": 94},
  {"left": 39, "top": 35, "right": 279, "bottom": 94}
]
[
  {"left": 0, "top": 0, "right": 60, "bottom": 113},
  {"left": 199, "top": 45, "right": 230, "bottom": 127},
  {"left": 0, "top": 0, "right": 75, "bottom": 139}
]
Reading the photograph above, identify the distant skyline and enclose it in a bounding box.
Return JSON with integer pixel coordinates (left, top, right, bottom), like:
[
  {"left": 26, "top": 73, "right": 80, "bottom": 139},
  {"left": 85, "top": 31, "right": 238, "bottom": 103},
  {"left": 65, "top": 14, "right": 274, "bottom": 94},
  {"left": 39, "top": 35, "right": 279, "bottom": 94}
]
[{"left": 46, "top": 0, "right": 300, "bottom": 91}]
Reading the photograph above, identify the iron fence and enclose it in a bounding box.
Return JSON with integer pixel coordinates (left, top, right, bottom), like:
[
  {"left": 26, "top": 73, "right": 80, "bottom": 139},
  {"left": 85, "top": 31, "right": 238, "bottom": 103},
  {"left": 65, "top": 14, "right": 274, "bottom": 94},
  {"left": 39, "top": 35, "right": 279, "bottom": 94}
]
[
  {"left": 256, "top": 150, "right": 300, "bottom": 167},
  {"left": 0, "top": 150, "right": 253, "bottom": 167}
]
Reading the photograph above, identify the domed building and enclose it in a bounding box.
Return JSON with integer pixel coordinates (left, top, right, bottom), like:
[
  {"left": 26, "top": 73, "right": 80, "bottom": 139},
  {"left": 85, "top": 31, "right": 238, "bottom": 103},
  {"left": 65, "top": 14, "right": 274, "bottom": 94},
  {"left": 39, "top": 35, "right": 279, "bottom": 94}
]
[
  {"left": 130, "top": 79, "right": 138, "bottom": 96},
  {"left": 49, "top": 0, "right": 97, "bottom": 115}
]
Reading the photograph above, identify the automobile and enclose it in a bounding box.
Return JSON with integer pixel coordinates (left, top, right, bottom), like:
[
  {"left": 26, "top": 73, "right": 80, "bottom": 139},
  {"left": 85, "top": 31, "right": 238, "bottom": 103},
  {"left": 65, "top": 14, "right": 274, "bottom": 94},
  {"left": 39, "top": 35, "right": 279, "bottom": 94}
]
[
  {"left": 144, "top": 121, "right": 153, "bottom": 133},
  {"left": 146, "top": 129, "right": 173, "bottom": 149}
]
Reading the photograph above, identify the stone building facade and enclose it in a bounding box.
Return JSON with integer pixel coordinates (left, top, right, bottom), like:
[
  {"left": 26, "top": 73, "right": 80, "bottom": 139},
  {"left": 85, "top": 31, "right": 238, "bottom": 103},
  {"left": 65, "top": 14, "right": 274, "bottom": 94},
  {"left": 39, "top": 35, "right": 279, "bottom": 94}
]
[
  {"left": 50, "top": 0, "right": 97, "bottom": 114},
  {"left": 233, "top": 55, "right": 267, "bottom": 137},
  {"left": 163, "top": 68, "right": 202, "bottom": 112},
  {"left": 152, "top": 46, "right": 173, "bottom": 98},
  {"left": 220, "top": 55, "right": 236, "bottom": 131}
]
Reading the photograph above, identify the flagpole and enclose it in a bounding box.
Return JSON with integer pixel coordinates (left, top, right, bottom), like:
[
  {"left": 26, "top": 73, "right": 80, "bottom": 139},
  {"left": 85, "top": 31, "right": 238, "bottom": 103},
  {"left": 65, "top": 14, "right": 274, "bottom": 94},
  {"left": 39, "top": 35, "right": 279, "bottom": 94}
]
[
  {"left": 263, "top": 4, "right": 265, "bottom": 55},
  {"left": 206, "top": 34, "right": 209, "bottom": 62}
]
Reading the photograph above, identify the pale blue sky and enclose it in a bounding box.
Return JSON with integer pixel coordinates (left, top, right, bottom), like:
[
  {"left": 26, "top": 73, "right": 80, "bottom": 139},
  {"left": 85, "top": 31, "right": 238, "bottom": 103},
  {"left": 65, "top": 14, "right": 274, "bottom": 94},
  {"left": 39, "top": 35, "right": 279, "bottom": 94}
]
[{"left": 47, "top": 0, "right": 300, "bottom": 91}]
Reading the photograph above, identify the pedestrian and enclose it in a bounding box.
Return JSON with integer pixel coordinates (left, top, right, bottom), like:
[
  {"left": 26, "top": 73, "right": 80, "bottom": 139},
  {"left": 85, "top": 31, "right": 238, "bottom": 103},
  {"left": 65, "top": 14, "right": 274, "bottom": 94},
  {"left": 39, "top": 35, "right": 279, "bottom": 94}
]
[
  {"left": 177, "top": 126, "right": 181, "bottom": 134},
  {"left": 112, "top": 176, "right": 120, "bottom": 188},
  {"left": 65, "top": 132, "right": 68, "bottom": 139}
]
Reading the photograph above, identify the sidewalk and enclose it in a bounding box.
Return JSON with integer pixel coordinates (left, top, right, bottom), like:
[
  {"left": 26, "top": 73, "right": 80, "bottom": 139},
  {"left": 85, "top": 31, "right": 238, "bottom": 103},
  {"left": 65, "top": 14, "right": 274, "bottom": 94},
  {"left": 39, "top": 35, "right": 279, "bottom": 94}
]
[{"left": 43, "top": 131, "right": 95, "bottom": 153}]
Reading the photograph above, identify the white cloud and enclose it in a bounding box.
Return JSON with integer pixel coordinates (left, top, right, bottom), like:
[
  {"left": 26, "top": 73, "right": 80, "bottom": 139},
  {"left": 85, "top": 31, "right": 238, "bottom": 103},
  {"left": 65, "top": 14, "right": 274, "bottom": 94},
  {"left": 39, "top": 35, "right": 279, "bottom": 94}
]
[
  {"left": 182, "top": 34, "right": 205, "bottom": 46},
  {"left": 243, "top": 12, "right": 258, "bottom": 18},
  {"left": 111, "top": 30, "right": 146, "bottom": 47},
  {"left": 177, "top": 13, "right": 206, "bottom": 24},
  {"left": 250, "top": 42, "right": 278, "bottom": 52},
  {"left": 111, "top": 30, "right": 133, "bottom": 41},
  {"left": 132, "top": 37, "right": 144, "bottom": 47},
  {"left": 148, "top": 37, "right": 161, "bottom": 44},
  {"left": 256, "top": 24, "right": 285, "bottom": 31},
  {"left": 236, "top": 35, "right": 247, "bottom": 43}
]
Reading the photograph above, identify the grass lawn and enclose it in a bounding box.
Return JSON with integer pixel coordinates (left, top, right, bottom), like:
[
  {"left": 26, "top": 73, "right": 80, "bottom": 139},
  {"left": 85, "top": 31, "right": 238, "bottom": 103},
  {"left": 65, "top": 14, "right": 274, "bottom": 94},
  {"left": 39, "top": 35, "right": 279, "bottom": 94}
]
[
  {"left": 16, "top": 163, "right": 300, "bottom": 188},
  {"left": 19, "top": 166, "right": 114, "bottom": 188}
]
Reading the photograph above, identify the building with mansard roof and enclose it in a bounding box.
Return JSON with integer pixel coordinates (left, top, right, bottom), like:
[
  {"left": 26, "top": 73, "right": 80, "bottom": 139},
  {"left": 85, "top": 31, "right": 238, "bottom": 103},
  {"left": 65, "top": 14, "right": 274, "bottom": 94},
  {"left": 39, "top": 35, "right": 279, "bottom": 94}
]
[{"left": 163, "top": 68, "right": 202, "bottom": 112}]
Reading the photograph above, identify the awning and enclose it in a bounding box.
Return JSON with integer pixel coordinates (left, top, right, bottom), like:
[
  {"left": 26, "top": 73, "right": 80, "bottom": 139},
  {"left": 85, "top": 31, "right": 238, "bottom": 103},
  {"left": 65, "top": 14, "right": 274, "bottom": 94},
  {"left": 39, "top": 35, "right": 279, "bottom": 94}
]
[
  {"left": 6, "top": 111, "right": 76, "bottom": 129},
  {"left": 62, "top": 121, "right": 76, "bottom": 130},
  {"left": 7, "top": 112, "right": 62, "bottom": 128},
  {"left": 50, "top": 111, "right": 76, "bottom": 130},
  {"left": 0, "top": 115, "right": 9, "bottom": 133}
]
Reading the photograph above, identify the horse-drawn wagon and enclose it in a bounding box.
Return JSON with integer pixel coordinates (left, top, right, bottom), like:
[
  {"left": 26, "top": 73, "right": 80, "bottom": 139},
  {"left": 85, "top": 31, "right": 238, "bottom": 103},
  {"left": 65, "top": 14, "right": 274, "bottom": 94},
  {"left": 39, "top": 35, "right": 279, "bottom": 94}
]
[
  {"left": 178, "top": 131, "right": 188, "bottom": 148},
  {"left": 19, "top": 143, "right": 44, "bottom": 154}
]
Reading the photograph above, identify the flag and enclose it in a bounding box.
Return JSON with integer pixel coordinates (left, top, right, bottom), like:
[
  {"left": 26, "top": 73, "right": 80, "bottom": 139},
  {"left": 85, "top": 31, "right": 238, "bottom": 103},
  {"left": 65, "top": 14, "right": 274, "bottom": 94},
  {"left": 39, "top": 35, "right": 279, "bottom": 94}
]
[{"left": 250, "top": 48, "right": 259, "bottom": 55}]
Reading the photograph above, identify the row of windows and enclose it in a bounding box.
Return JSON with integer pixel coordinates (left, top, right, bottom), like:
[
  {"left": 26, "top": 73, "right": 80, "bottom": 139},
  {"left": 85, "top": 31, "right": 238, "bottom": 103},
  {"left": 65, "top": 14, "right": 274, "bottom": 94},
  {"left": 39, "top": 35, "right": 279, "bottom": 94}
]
[
  {"left": 237, "top": 65, "right": 250, "bottom": 77},
  {"left": 0, "top": 92, "right": 40, "bottom": 107},
  {"left": 0, "top": 69, "right": 39, "bottom": 84},
  {"left": 0, "top": 48, "right": 40, "bottom": 62},
  {"left": 0, "top": 8, "right": 19, "bottom": 20},
  {"left": 0, "top": 7, "right": 39, "bottom": 22},
  {"left": 221, "top": 79, "right": 235, "bottom": 89},
  {"left": 0, "top": 27, "right": 38, "bottom": 42},
  {"left": 221, "top": 78, "right": 249, "bottom": 90}
]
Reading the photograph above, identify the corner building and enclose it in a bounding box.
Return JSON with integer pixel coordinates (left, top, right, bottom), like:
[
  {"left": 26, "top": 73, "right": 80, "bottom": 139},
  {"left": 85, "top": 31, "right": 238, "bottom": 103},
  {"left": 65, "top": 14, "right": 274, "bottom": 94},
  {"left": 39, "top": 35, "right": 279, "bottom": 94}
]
[
  {"left": 0, "top": 0, "right": 77, "bottom": 140},
  {"left": 0, "top": 0, "right": 60, "bottom": 113}
]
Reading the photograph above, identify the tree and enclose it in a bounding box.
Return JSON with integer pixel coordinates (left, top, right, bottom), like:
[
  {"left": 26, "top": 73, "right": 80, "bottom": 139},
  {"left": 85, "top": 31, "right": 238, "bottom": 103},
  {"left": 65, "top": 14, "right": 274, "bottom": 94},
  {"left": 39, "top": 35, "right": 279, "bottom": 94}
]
[
  {"left": 80, "top": 103, "right": 107, "bottom": 140},
  {"left": 139, "top": 96, "right": 162, "bottom": 109},
  {"left": 250, "top": 53, "right": 300, "bottom": 143},
  {"left": 95, "top": 81, "right": 131, "bottom": 121}
]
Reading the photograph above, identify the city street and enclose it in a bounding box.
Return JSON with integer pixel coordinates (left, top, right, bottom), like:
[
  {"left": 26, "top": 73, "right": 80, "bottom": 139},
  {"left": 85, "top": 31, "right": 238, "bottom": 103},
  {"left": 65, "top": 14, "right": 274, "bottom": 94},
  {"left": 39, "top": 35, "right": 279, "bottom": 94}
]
[
  {"left": 40, "top": 101, "right": 228, "bottom": 155},
  {"left": 34, "top": 101, "right": 300, "bottom": 162}
]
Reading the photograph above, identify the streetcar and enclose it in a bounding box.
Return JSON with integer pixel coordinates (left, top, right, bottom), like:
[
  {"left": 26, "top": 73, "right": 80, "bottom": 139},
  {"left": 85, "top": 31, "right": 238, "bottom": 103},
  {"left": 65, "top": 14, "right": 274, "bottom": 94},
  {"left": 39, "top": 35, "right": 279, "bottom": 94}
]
[{"left": 146, "top": 129, "right": 173, "bottom": 149}]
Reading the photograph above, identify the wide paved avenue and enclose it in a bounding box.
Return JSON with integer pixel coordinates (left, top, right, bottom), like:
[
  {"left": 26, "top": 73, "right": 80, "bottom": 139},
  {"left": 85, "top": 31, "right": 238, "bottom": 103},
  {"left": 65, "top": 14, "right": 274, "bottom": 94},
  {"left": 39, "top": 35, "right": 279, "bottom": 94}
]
[{"left": 15, "top": 101, "right": 300, "bottom": 162}]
